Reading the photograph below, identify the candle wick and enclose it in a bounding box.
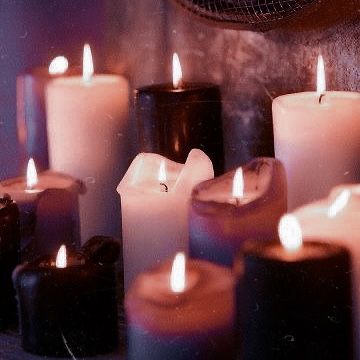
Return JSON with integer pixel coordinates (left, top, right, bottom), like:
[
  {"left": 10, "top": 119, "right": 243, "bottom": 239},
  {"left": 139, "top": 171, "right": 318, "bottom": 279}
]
[
  {"left": 318, "top": 93, "right": 325, "bottom": 104},
  {"left": 160, "top": 183, "right": 168, "bottom": 193},
  {"left": 235, "top": 198, "right": 241, "bottom": 206}
]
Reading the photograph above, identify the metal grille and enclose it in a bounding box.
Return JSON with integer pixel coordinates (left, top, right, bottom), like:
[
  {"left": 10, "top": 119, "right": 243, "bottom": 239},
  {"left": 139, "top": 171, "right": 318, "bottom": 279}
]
[{"left": 174, "top": 0, "right": 321, "bottom": 30}]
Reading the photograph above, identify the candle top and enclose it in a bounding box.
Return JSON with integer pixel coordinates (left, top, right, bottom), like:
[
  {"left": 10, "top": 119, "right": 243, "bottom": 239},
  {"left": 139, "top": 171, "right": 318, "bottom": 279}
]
[
  {"left": 117, "top": 149, "right": 214, "bottom": 196},
  {"left": 243, "top": 240, "right": 346, "bottom": 263},
  {"left": 136, "top": 82, "right": 219, "bottom": 94},
  {"left": 49, "top": 74, "right": 126, "bottom": 88},
  {"left": 274, "top": 91, "right": 360, "bottom": 109},
  {"left": 191, "top": 157, "right": 286, "bottom": 213},
  {"left": 126, "top": 258, "right": 234, "bottom": 336}
]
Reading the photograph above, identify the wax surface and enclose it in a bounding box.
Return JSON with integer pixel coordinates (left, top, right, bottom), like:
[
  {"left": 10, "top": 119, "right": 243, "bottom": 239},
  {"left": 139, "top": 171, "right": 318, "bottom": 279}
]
[
  {"left": 126, "top": 258, "right": 235, "bottom": 360},
  {"left": 47, "top": 74, "right": 129, "bottom": 241},
  {"left": 190, "top": 157, "right": 287, "bottom": 266},
  {"left": 117, "top": 149, "right": 214, "bottom": 290},
  {"left": 273, "top": 91, "right": 360, "bottom": 210},
  {"left": 293, "top": 185, "right": 360, "bottom": 359}
]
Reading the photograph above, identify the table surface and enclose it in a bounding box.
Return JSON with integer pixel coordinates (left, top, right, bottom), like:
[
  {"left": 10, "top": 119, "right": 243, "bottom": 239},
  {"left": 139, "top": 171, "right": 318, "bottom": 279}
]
[{"left": 0, "top": 330, "right": 126, "bottom": 360}]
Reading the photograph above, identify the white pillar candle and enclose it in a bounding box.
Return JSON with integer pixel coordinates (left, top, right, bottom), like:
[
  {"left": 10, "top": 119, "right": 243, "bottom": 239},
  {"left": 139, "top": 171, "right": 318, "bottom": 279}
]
[
  {"left": 293, "top": 186, "right": 360, "bottom": 358},
  {"left": 273, "top": 55, "right": 360, "bottom": 209},
  {"left": 46, "top": 44, "right": 129, "bottom": 241},
  {"left": 117, "top": 149, "right": 214, "bottom": 290}
]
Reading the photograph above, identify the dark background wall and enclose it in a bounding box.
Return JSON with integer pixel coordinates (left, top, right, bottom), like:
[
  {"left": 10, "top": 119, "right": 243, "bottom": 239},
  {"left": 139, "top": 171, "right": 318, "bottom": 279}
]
[{"left": 0, "top": 0, "right": 359, "bottom": 178}]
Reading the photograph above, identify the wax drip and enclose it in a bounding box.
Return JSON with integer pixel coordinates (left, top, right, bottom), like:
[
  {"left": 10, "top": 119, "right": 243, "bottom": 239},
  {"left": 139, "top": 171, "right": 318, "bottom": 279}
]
[{"left": 160, "top": 183, "right": 168, "bottom": 192}]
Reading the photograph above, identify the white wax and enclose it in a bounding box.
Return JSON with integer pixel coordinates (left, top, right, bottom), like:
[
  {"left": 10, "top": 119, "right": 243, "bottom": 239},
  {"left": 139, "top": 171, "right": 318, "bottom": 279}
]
[
  {"left": 117, "top": 149, "right": 214, "bottom": 290},
  {"left": 273, "top": 91, "right": 360, "bottom": 210},
  {"left": 46, "top": 75, "right": 129, "bottom": 241},
  {"left": 293, "top": 185, "right": 360, "bottom": 358}
]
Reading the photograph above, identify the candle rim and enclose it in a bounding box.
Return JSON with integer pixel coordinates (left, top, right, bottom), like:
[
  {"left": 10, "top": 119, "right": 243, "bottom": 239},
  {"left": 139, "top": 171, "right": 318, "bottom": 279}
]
[{"left": 135, "top": 82, "right": 220, "bottom": 94}]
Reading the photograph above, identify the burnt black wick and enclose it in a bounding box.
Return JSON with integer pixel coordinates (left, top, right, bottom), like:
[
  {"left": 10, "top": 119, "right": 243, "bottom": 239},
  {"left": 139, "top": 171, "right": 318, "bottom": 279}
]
[
  {"left": 160, "top": 183, "right": 168, "bottom": 193},
  {"left": 319, "top": 93, "right": 325, "bottom": 104}
]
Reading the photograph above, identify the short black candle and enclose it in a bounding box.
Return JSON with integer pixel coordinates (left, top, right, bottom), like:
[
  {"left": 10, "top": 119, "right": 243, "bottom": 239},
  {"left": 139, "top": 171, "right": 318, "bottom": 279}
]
[
  {"left": 236, "top": 240, "right": 353, "bottom": 360},
  {"left": 0, "top": 195, "right": 20, "bottom": 330},
  {"left": 13, "top": 251, "right": 118, "bottom": 357},
  {"left": 135, "top": 82, "right": 224, "bottom": 175}
]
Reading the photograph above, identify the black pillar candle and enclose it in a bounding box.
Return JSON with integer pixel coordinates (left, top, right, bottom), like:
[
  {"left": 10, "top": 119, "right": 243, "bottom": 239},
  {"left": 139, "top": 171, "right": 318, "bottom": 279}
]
[
  {"left": 135, "top": 82, "right": 224, "bottom": 175},
  {"left": 13, "top": 248, "right": 119, "bottom": 357},
  {"left": 236, "top": 238, "right": 353, "bottom": 360},
  {"left": 0, "top": 195, "right": 20, "bottom": 330}
]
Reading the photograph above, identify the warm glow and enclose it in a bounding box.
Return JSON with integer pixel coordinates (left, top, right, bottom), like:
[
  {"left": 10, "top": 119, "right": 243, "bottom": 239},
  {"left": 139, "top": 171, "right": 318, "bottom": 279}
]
[
  {"left": 48, "top": 56, "right": 69, "bottom": 75},
  {"left": 170, "top": 252, "right": 186, "bottom": 293},
  {"left": 158, "top": 160, "right": 167, "bottom": 182},
  {"left": 317, "top": 55, "right": 326, "bottom": 96},
  {"left": 26, "top": 158, "right": 38, "bottom": 190},
  {"left": 172, "top": 53, "right": 183, "bottom": 89},
  {"left": 278, "top": 214, "right": 303, "bottom": 252},
  {"left": 232, "top": 167, "right": 244, "bottom": 199},
  {"left": 56, "top": 245, "right": 67, "bottom": 268},
  {"left": 83, "top": 43, "right": 94, "bottom": 83},
  {"left": 327, "top": 189, "right": 351, "bottom": 218}
]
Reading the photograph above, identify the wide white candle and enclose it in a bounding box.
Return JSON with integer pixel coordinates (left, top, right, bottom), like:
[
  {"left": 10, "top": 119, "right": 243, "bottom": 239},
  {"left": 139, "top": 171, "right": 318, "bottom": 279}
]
[
  {"left": 46, "top": 44, "right": 129, "bottom": 241},
  {"left": 117, "top": 149, "right": 214, "bottom": 290},
  {"left": 273, "top": 55, "right": 360, "bottom": 209},
  {"left": 293, "top": 186, "right": 360, "bottom": 358}
]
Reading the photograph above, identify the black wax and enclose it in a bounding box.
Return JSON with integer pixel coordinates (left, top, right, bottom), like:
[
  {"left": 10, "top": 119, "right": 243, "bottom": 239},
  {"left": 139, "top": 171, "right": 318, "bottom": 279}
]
[
  {"left": 13, "top": 256, "right": 118, "bottom": 357},
  {"left": 236, "top": 241, "right": 353, "bottom": 360},
  {"left": 135, "top": 83, "right": 224, "bottom": 175},
  {"left": 0, "top": 196, "right": 20, "bottom": 330}
]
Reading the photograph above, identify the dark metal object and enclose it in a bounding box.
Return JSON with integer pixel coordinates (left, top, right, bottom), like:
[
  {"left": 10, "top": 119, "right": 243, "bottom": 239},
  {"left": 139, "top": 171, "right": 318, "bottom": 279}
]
[{"left": 173, "top": 0, "right": 322, "bottom": 31}]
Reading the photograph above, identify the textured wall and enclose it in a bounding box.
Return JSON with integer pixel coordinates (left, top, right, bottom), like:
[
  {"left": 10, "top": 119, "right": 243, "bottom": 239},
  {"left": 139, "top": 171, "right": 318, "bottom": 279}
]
[{"left": 107, "top": 0, "right": 360, "bottom": 170}]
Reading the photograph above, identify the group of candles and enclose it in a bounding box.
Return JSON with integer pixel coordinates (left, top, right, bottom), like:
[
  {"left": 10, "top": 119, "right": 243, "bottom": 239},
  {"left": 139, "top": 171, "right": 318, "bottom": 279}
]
[{"left": 0, "top": 43, "right": 358, "bottom": 359}]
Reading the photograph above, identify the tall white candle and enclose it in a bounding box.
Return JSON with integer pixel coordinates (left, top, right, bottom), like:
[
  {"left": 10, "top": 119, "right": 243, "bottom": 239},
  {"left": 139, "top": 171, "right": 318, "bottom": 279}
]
[
  {"left": 46, "top": 44, "right": 129, "bottom": 241},
  {"left": 117, "top": 149, "right": 214, "bottom": 290},
  {"left": 293, "top": 186, "right": 360, "bottom": 358},
  {"left": 273, "top": 55, "right": 360, "bottom": 210}
]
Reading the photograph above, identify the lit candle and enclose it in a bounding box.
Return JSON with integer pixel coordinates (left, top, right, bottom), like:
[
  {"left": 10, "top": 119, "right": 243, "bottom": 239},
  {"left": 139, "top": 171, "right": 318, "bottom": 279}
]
[
  {"left": 126, "top": 252, "right": 236, "bottom": 360},
  {"left": 237, "top": 215, "right": 353, "bottom": 360},
  {"left": 117, "top": 149, "right": 214, "bottom": 290},
  {"left": 13, "top": 242, "right": 119, "bottom": 357},
  {"left": 17, "top": 55, "right": 78, "bottom": 172},
  {"left": 135, "top": 52, "right": 224, "bottom": 175},
  {"left": 273, "top": 55, "right": 360, "bottom": 209},
  {"left": 0, "top": 195, "right": 20, "bottom": 330},
  {"left": 293, "top": 185, "right": 360, "bottom": 358},
  {"left": 189, "top": 157, "right": 287, "bottom": 266},
  {"left": 0, "top": 158, "right": 81, "bottom": 258},
  {"left": 46, "top": 43, "right": 129, "bottom": 241}
]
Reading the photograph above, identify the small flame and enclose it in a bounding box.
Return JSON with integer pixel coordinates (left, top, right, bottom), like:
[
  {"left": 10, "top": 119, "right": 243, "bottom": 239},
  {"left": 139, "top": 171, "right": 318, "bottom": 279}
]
[
  {"left": 56, "top": 245, "right": 67, "bottom": 268},
  {"left": 170, "top": 252, "right": 186, "bottom": 293},
  {"left": 83, "top": 43, "right": 94, "bottom": 83},
  {"left": 232, "top": 167, "right": 244, "bottom": 199},
  {"left": 278, "top": 214, "right": 303, "bottom": 252},
  {"left": 48, "top": 56, "right": 69, "bottom": 75},
  {"left": 317, "top": 55, "right": 326, "bottom": 97},
  {"left": 26, "top": 158, "right": 38, "bottom": 190},
  {"left": 158, "top": 160, "right": 167, "bottom": 182},
  {"left": 172, "top": 53, "right": 183, "bottom": 89},
  {"left": 328, "top": 189, "right": 351, "bottom": 218}
]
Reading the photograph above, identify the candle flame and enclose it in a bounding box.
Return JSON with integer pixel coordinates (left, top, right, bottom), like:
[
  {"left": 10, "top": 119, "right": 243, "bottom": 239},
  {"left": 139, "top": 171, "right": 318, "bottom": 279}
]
[
  {"left": 232, "top": 167, "right": 244, "bottom": 199},
  {"left": 26, "top": 158, "right": 38, "bottom": 190},
  {"left": 48, "top": 56, "right": 69, "bottom": 75},
  {"left": 317, "top": 55, "right": 326, "bottom": 97},
  {"left": 278, "top": 214, "right": 303, "bottom": 252},
  {"left": 158, "top": 160, "right": 167, "bottom": 182},
  {"left": 327, "top": 189, "right": 351, "bottom": 218},
  {"left": 83, "top": 43, "right": 94, "bottom": 83},
  {"left": 172, "top": 53, "right": 183, "bottom": 89},
  {"left": 170, "top": 252, "right": 186, "bottom": 293},
  {"left": 56, "top": 245, "right": 67, "bottom": 268}
]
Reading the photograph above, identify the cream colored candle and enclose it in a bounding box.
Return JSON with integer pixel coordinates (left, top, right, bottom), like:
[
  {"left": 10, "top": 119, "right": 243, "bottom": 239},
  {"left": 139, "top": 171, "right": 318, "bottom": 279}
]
[
  {"left": 273, "top": 55, "right": 360, "bottom": 209},
  {"left": 117, "top": 149, "right": 214, "bottom": 290},
  {"left": 293, "top": 186, "right": 360, "bottom": 358},
  {"left": 46, "top": 44, "right": 129, "bottom": 241}
]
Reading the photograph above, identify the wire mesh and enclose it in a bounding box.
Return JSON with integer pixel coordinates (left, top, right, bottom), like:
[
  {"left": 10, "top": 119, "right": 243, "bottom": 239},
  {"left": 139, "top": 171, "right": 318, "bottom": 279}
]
[{"left": 174, "top": 0, "right": 321, "bottom": 30}]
